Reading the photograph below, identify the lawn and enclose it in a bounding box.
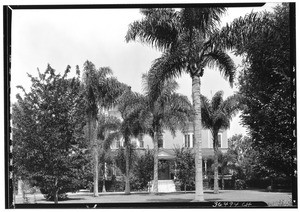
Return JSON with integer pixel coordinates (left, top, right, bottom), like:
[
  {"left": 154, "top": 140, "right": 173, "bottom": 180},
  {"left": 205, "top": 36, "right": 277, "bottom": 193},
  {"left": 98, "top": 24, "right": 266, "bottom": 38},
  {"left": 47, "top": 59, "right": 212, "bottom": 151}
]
[{"left": 15, "top": 189, "right": 293, "bottom": 207}]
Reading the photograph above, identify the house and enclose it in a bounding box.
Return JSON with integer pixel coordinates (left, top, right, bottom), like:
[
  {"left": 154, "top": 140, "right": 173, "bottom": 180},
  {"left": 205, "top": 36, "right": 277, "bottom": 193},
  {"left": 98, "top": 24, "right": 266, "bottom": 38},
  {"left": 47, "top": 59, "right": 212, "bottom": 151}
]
[{"left": 106, "top": 107, "right": 230, "bottom": 191}]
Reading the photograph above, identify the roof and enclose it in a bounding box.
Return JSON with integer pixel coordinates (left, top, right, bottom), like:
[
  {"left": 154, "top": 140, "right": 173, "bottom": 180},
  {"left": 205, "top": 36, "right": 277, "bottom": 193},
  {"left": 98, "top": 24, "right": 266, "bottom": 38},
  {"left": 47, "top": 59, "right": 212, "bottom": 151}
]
[{"left": 158, "top": 148, "right": 176, "bottom": 160}]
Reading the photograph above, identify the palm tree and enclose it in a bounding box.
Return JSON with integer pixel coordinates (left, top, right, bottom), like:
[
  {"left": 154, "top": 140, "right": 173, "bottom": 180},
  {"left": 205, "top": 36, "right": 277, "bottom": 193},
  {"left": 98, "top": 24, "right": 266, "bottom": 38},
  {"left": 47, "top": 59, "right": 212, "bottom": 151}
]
[
  {"left": 140, "top": 73, "right": 193, "bottom": 194},
  {"left": 97, "top": 112, "right": 121, "bottom": 192},
  {"left": 126, "top": 8, "right": 235, "bottom": 201},
  {"left": 117, "top": 87, "right": 145, "bottom": 194},
  {"left": 200, "top": 91, "right": 240, "bottom": 193},
  {"left": 82, "top": 60, "right": 126, "bottom": 197}
]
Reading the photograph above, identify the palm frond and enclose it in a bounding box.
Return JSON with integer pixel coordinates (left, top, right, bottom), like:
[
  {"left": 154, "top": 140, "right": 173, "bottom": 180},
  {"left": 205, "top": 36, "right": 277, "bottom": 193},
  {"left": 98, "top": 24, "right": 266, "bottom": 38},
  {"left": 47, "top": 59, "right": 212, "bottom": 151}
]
[
  {"left": 203, "top": 50, "right": 236, "bottom": 86},
  {"left": 211, "top": 90, "right": 224, "bottom": 111},
  {"left": 221, "top": 94, "right": 241, "bottom": 121},
  {"left": 126, "top": 8, "right": 180, "bottom": 51},
  {"left": 147, "top": 46, "right": 188, "bottom": 101},
  {"left": 201, "top": 91, "right": 241, "bottom": 132},
  {"left": 104, "top": 131, "right": 122, "bottom": 150},
  {"left": 200, "top": 94, "right": 214, "bottom": 129},
  {"left": 100, "top": 77, "right": 129, "bottom": 109},
  {"left": 181, "top": 8, "right": 226, "bottom": 37},
  {"left": 210, "top": 11, "right": 272, "bottom": 52}
]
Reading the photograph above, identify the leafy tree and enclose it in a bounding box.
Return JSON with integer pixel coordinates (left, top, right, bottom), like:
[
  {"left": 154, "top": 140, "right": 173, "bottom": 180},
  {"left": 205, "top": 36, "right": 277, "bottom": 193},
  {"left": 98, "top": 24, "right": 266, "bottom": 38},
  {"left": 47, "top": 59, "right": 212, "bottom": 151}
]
[
  {"left": 12, "top": 65, "right": 87, "bottom": 203},
  {"left": 218, "top": 4, "right": 293, "bottom": 181},
  {"left": 227, "top": 134, "right": 258, "bottom": 182},
  {"left": 132, "top": 148, "right": 154, "bottom": 191},
  {"left": 174, "top": 147, "right": 195, "bottom": 192},
  {"left": 200, "top": 91, "right": 240, "bottom": 193},
  {"left": 139, "top": 74, "right": 193, "bottom": 194},
  {"left": 81, "top": 60, "right": 126, "bottom": 196},
  {"left": 126, "top": 8, "right": 235, "bottom": 201}
]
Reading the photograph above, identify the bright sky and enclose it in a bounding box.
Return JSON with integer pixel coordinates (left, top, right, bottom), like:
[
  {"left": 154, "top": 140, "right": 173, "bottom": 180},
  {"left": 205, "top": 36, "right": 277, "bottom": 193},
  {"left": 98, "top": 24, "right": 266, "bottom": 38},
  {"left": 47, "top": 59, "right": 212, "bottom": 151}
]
[{"left": 10, "top": 2, "right": 280, "bottom": 137}]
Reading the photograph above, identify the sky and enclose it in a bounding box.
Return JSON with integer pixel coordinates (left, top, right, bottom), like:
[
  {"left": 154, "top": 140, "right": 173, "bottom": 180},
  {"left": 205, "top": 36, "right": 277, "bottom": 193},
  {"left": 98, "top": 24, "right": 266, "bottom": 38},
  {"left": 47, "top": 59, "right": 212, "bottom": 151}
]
[{"left": 10, "top": 2, "right": 280, "bottom": 138}]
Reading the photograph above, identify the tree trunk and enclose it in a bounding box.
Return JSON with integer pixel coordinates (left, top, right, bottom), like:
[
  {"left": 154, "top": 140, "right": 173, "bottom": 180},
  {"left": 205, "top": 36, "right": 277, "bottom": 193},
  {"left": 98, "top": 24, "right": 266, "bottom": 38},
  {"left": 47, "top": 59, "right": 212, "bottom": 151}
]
[
  {"left": 124, "top": 138, "right": 130, "bottom": 195},
  {"left": 192, "top": 74, "right": 204, "bottom": 201},
  {"left": 213, "top": 131, "right": 219, "bottom": 194},
  {"left": 102, "top": 163, "right": 106, "bottom": 193},
  {"left": 102, "top": 179, "right": 106, "bottom": 192},
  {"left": 152, "top": 133, "right": 159, "bottom": 194},
  {"left": 54, "top": 177, "right": 58, "bottom": 204},
  {"left": 89, "top": 118, "right": 99, "bottom": 197}
]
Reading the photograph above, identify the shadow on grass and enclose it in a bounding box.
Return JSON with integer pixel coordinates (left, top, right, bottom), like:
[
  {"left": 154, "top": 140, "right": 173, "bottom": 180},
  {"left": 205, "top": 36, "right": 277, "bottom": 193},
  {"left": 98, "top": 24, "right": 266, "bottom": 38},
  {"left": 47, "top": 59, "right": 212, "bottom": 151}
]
[{"left": 145, "top": 198, "right": 194, "bottom": 202}]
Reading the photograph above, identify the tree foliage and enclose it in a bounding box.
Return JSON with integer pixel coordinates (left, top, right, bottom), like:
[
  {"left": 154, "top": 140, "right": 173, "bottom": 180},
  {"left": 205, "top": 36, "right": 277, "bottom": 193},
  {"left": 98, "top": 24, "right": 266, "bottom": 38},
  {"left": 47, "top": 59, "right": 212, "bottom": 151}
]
[
  {"left": 132, "top": 148, "right": 154, "bottom": 191},
  {"left": 200, "top": 90, "right": 240, "bottom": 193},
  {"left": 234, "top": 4, "right": 293, "bottom": 179},
  {"left": 81, "top": 60, "right": 127, "bottom": 196},
  {"left": 140, "top": 73, "right": 193, "bottom": 194},
  {"left": 174, "top": 147, "right": 195, "bottom": 192},
  {"left": 227, "top": 134, "right": 258, "bottom": 182},
  {"left": 12, "top": 65, "right": 88, "bottom": 203},
  {"left": 126, "top": 8, "right": 236, "bottom": 201},
  {"left": 97, "top": 112, "right": 122, "bottom": 192}
]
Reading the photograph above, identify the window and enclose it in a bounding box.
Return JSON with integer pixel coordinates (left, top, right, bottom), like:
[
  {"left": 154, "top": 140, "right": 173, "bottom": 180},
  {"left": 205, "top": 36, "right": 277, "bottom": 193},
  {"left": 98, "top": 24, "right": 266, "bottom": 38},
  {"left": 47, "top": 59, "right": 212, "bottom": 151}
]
[
  {"left": 218, "top": 134, "right": 222, "bottom": 148},
  {"left": 131, "top": 139, "right": 137, "bottom": 147},
  {"left": 184, "top": 134, "right": 190, "bottom": 148},
  {"left": 158, "top": 138, "right": 163, "bottom": 148},
  {"left": 139, "top": 139, "right": 144, "bottom": 148},
  {"left": 192, "top": 134, "right": 194, "bottom": 148}
]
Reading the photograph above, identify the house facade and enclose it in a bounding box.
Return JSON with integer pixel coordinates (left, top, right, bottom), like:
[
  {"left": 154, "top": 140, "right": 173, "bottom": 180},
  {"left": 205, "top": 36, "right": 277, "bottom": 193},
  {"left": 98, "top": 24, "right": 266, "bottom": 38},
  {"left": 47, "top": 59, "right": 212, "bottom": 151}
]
[{"left": 106, "top": 107, "right": 229, "bottom": 187}]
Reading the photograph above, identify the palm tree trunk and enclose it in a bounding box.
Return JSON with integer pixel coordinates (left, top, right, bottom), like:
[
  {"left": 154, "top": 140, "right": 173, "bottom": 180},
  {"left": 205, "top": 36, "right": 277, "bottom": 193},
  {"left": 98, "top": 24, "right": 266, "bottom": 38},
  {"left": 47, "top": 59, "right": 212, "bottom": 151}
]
[
  {"left": 152, "top": 133, "right": 159, "bottom": 194},
  {"left": 124, "top": 138, "right": 131, "bottom": 195},
  {"left": 192, "top": 74, "right": 204, "bottom": 202},
  {"left": 93, "top": 146, "right": 99, "bottom": 196},
  {"left": 54, "top": 177, "right": 58, "bottom": 204},
  {"left": 222, "top": 173, "right": 225, "bottom": 190},
  {"left": 89, "top": 118, "right": 99, "bottom": 197},
  {"left": 102, "top": 163, "right": 106, "bottom": 193},
  {"left": 213, "top": 131, "right": 219, "bottom": 194}
]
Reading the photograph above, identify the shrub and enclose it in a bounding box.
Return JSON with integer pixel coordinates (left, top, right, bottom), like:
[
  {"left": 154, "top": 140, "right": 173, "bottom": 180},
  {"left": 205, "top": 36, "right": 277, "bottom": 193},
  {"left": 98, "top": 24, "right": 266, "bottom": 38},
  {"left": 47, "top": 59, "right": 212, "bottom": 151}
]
[{"left": 235, "top": 179, "right": 246, "bottom": 190}]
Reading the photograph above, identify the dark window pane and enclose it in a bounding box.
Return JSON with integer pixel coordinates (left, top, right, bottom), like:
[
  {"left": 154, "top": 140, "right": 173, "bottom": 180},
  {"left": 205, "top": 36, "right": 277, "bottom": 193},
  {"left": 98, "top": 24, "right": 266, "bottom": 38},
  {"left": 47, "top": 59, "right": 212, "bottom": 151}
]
[{"left": 158, "top": 138, "right": 163, "bottom": 148}]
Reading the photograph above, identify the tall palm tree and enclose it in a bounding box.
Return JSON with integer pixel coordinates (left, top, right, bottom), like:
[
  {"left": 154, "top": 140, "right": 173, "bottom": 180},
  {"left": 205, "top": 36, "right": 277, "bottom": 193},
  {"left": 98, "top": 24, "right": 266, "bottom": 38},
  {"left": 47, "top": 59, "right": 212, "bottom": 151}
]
[
  {"left": 97, "top": 112, "right": 121, "bottom": 192},
  {"left": 117, "top": 87, "right": 145, "bottom": 194},
  {"left": 200, "top": 91, "right": 240, "bottom": 193},
  {"left": 141, "top": 73, "right": 193, "bottom": 194},
  {"left": 82, "top": 60, "right": 126, "bottom": 197},
  {"left": 126, "top": 8, "right": 235, "bottom": 201}
]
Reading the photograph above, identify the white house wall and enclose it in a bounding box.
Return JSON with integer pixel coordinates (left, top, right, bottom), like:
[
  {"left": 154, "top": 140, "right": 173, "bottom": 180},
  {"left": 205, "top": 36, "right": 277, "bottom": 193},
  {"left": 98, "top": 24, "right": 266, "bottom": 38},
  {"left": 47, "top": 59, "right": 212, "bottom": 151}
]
[{"left": 138, "top": 129, "right": 227, "bottom": 149}]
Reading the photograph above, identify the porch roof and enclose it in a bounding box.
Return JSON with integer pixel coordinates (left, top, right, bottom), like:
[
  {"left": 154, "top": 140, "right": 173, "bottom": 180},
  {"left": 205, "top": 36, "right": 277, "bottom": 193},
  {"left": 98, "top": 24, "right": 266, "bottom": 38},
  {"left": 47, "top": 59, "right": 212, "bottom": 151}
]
[{"left": 158, "top": 148, "right": 228, "bottom": 160}]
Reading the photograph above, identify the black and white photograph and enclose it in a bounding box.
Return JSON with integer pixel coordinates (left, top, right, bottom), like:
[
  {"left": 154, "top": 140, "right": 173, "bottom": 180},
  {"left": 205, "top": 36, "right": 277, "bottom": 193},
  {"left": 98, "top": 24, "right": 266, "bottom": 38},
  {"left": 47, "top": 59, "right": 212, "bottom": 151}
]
[{"left": 4, "top": 1, "right": 296, "bottom": 209}]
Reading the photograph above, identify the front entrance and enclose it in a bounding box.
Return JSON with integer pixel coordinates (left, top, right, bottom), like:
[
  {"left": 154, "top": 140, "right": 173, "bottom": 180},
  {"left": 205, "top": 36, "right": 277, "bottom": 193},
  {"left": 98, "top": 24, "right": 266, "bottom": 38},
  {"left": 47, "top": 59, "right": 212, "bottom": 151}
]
[{"left": 158, "top": 160, "right": 170, "bottom": 180}]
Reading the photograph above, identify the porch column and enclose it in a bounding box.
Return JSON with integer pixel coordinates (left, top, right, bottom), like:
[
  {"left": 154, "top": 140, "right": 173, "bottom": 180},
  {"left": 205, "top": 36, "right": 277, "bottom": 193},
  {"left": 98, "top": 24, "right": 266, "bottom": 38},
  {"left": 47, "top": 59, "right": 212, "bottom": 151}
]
[{"left": 174, "top": 161, "right": 177, "bottom": 180}]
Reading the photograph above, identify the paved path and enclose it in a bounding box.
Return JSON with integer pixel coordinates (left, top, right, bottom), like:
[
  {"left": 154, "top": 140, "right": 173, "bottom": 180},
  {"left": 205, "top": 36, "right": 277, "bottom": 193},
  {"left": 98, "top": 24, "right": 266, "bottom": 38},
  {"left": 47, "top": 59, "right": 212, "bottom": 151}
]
[{"left": 15, "top": 190, "right": 293, "bottom": 207}]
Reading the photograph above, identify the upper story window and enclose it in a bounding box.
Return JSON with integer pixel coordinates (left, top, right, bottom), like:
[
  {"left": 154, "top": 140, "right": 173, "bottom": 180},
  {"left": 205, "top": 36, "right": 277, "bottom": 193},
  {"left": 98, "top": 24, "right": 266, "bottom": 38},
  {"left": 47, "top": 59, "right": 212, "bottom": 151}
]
[
  {"left": 139, "top": 139, "right": 144, "bottom": 148},
  {"left": 184, "top": 134, "right": 193, "bottom": 148},
  {"left": 184, "top": 134, "right": 190, "bottom": 148},
  {"left": 158, "top": 138, "right": 163, "bottom": 148}
]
